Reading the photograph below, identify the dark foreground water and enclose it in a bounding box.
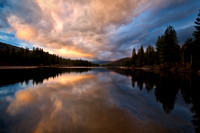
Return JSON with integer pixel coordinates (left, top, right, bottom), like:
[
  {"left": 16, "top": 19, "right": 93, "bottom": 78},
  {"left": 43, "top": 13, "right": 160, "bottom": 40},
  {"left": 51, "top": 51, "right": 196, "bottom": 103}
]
[{"left": 0, "top": 67, "right": 199, "bottom": 133}]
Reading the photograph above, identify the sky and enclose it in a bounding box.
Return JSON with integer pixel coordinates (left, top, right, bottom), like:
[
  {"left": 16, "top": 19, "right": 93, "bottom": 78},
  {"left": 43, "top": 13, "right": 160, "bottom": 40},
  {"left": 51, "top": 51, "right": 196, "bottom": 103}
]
[{"left": 0, "top": 0, "right": 200, "bottom": 61}]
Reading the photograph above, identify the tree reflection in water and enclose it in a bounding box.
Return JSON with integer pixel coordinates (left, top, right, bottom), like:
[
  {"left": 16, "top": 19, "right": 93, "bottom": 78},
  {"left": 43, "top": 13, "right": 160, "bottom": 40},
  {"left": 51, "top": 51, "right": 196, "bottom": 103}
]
[
  {"left": 0, "top": 67, "right": 199, "bottom": 133},
  {"left": 0, "top": 68, "right": 92, "bottom": 87},
  {"left": 108, "top": 67, "right": 200, "bottom": 132}
]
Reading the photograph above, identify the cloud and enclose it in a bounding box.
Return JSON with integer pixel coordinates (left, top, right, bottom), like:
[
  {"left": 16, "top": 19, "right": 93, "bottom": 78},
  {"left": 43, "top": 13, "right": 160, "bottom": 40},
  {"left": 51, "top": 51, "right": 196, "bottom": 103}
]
[
  {"left": 0, "top": 0, "right": 200, "bottom": 60},
  {"left": 108, "top": 0, "right": 200, "bottom": 59},
  {"left": 7, "top": 15, "right": 36, "bottom": 41}
]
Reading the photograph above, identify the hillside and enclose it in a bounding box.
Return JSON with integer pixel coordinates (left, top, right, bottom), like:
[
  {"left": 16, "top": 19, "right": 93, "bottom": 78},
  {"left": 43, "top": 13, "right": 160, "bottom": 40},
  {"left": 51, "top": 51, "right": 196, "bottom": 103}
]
[
  {"left": 0, "top": 42, "right": 21, "bottom": 51},
  {"left": 0, "top": 42, "right": 99, "bottom": 66},
  {"left": 102, "top": 57, "right": 131, "bottom": 67},
  {"left": 92, "top": 60, "right": 111, "bottom": 65}
]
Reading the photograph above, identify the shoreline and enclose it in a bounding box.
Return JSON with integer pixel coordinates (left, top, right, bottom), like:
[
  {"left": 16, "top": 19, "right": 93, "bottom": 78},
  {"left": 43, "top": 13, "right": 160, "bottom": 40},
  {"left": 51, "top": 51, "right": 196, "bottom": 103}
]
[
  {"left": 113, "top": 66, "right": 199, "bottom": 74},
  {"left": 0, "top": 66, "right": 199, "bottom": 74},
  {"left": 0, "top": 66, "right": 39, "bottom": 69}
]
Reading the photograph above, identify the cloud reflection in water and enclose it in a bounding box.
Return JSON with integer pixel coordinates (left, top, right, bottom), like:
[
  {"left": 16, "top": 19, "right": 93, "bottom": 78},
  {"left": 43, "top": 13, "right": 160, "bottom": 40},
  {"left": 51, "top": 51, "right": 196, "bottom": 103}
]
[{"left": 5, "top": 71, "right": 183, "bottom": 133}]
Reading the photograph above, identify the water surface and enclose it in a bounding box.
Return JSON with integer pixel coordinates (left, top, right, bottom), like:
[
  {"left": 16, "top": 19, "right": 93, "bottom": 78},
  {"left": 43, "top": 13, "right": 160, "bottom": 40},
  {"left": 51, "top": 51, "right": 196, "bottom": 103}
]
[{"left": 0, "top": 67, "right": 199, "bottom": 133}]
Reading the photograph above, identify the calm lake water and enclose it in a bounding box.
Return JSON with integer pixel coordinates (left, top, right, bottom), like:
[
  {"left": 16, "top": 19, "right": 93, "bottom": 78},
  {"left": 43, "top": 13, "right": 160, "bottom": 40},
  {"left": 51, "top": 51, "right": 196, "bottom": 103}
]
[{"left": 0, "top": 67, "right": 199, "bottom": 133}]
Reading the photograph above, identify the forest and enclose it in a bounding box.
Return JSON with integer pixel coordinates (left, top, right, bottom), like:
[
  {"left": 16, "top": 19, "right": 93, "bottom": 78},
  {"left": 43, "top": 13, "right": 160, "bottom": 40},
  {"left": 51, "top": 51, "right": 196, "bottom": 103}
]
[
  {"left": 0, "top": 42, "right": 98, "bottom": 66},
  {"left": 104, "top": 10, "right": 200, "bottom": 71}
]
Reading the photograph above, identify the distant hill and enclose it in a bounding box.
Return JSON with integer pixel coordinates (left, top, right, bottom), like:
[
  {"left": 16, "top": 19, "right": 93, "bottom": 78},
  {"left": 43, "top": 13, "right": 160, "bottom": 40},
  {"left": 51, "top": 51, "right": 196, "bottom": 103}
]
[
  {"left": 0, "top": 42, "right": 21, "bottom": 51},
  {"left": 102, "top": 57, "right": 131, "bottom": 66},
  {"left": 92, "top": 60, "right": 111, "bottom": 65}
]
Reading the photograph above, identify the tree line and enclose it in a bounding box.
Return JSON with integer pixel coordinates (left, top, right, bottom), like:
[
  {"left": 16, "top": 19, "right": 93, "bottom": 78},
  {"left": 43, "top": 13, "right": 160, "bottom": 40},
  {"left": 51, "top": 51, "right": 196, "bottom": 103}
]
[
  {"left": 0, "top": 43, "right": 99, "bottom": 66},
  {"left": 117, "top": 10, "right": 200, "bottom": 71},
  {"left": 131, "top": 25, "right": 181, "bottom": 68}
]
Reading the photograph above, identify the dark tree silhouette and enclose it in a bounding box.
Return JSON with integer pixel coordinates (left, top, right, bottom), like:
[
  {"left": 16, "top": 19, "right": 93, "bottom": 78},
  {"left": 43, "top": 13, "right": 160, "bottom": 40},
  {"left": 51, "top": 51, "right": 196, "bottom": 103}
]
[
  {"left": 192, "top": 10, "right": 200, "bottom": 69},
  {"left": 145, "top": 45, "right": 155, "bottom": 66},
  {"left": 156, "top": 25, "right": 181, "bottom": 66},
  {"left": 0, "top": 42, "right": 99, "bottom": 67},
  {"left": 183, "top": 37, "right": 193, "bottom": 64},
  {"left": 137, "top": 46, "right": 145, "bottom": 67}
]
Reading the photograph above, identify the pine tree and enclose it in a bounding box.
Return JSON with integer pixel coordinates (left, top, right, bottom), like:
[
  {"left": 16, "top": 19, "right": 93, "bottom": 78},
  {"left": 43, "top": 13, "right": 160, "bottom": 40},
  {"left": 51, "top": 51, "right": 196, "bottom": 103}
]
[
  {"left": 164, "top": 25, "right": 181, "bottom": 65},
  {"left": 137, "top": 46, "right": 145, "bottom": 67},
  {"left": 131, "top": 48, "right": 137, "bottom": 66},
  {"left": 156, "top": 36, "right": 165, "bottom": 64},
  {"left": 183, "top": 37, "right": 193, "bottom": 64},
  {"left": 192, "top": 10, "right": 200, "bottom": 69},
  {"left": 193, "top": 10, "right": 200, "bottom": 43},
  {"left": 132, "top": 48, "right": 136, "bottom": 58},
  {"left": 156, "top": 25, "right": 181, "bottom": 66},
  {"left": 145, "top": 45, "right": 155, "bottom": 66}
]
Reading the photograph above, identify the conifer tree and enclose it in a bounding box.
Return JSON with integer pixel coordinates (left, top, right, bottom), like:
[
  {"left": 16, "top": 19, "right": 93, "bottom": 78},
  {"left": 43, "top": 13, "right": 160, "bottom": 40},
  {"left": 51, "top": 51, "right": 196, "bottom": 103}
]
[
  {"left": 156, "top": 25, "right": 181, "bottom": 66},
  {"left": 192, "top": 10, "right": 200, "bottom": 69}
]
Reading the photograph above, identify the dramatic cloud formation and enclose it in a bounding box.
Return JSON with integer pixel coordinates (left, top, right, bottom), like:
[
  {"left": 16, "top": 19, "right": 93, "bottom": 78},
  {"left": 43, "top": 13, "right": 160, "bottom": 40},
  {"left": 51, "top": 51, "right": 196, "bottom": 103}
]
[{"left": 0, "top": 0, "right": 200, "bottom": 60}]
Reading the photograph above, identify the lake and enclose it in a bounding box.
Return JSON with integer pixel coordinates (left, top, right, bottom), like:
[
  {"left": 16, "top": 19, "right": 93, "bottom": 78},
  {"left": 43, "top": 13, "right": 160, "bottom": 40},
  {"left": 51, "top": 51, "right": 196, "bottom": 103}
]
[{"left": 0, "top": 67, "right": 199, "bottom": 133}]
